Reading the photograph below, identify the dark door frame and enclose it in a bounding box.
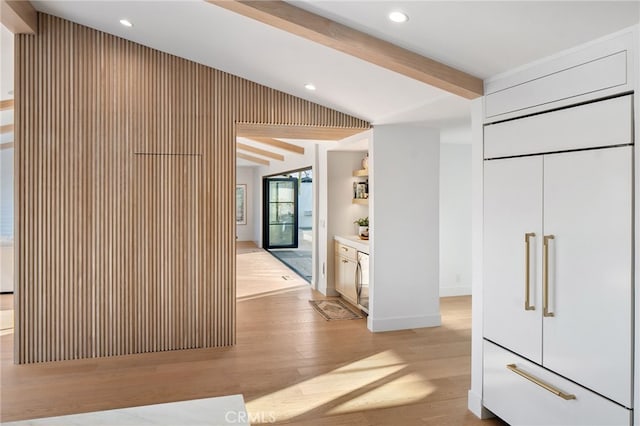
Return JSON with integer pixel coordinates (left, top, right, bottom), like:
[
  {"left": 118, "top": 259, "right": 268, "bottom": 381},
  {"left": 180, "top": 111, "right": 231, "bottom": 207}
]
[{"left": 263, "top": 176, "right": 299, "bottom": 249}]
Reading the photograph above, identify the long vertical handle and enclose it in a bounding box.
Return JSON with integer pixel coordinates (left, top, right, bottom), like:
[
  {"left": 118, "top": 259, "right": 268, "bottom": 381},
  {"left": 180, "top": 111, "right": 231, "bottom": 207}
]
[
  {"left": 524, "top": 233, "right": 536, "bottom": 311},
  {"left": 355, "top": 260, "right": 362, "bottom": 297},
  {"left": 543, "top": 235, "right": 555, "bottom": 317}
]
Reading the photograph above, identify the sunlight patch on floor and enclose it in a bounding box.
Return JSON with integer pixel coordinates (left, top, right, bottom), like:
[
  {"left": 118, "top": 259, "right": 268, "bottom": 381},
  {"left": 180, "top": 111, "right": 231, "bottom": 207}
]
[
  {"left": 326, "top": 372, "right": 436, "bottom": 415},
  {"left": 236, "top": 248, "right": 309, "bottom": 300},
  {"left": 246, "top": 350, "right": 435, "bottom": 423},
  {"left": 0, "top": 309, "right": 13, "bottom": 335}
]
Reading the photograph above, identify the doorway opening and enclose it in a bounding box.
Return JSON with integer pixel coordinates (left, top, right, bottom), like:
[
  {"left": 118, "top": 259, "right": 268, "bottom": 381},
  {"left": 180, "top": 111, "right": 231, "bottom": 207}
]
[{"left": 263, "top": 168, "right": 313, "bottom": 283}]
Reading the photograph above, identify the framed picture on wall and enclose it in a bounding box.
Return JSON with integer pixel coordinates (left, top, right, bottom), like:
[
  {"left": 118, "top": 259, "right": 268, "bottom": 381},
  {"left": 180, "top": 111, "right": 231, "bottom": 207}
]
[{"left": 236, "top": 184, "right": 247, "bottom": 225}]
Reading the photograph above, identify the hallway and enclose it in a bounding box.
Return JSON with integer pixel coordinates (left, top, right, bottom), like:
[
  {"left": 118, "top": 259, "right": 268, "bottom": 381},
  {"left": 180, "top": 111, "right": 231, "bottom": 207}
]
[{"left": 1, "top": 243, "right": 502, "bottom": 425}]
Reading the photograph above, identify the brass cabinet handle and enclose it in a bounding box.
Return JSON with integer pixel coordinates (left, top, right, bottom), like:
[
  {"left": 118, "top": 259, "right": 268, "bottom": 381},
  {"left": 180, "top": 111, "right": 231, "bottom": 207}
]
[
  {"left": 543, "top": 235, "right": 555, "bottom": 317},
  {"left": 341, "top": 259, "right": 348, "bottom": 263},
  {"left": 524, "top": 233, "right": 536, "bottom": 311},
  {"left": 342, "top": 247, "right": 348, "bottom": 251},
  {"left": 507, "top": 364, "right": 576, "bottom": 400}
]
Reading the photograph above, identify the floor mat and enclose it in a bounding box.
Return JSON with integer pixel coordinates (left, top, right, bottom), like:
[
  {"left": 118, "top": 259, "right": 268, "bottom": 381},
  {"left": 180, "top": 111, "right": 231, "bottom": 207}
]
[{"left": 309, "top": 299, "right": 363, "bottom": 321}]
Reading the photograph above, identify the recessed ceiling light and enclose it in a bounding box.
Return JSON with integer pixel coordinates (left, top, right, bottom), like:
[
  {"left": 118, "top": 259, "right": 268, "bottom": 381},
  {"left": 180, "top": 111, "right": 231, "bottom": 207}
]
[
  {"left": 388, "top": 11, "right": 409, "bottom": 23},
  {"left": 119, "top": 19, "right": 133, "bottom": 28},
  {"left": 304, "top": 83, "right": 316, "bottom": 91}
]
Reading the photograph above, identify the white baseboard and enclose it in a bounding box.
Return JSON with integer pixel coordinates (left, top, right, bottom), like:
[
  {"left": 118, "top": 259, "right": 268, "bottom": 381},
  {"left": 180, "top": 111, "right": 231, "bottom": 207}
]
[
  {"left": 318, "top": 287, "right": 339, "bottom": 297},
  {"left": 440, "top": 286, "right": 472, "bottom": 297},
  {"left": 468, "top": 389, "right": 494, "bottom": 419},
  {"left": 316, "top": 281, "right": 339, "bottom": 297},
  {"left": 369, "top": 313, "right": 441, "bottom": 332}
]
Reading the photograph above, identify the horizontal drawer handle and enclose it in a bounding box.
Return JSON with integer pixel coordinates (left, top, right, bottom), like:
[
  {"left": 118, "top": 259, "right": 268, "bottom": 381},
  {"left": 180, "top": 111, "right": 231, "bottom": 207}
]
[{"left": 506, "top": 364, "right": 576, "bottom": 401}]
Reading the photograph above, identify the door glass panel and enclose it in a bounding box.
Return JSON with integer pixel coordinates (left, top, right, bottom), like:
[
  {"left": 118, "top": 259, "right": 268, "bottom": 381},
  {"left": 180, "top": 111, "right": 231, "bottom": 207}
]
[{"left": 268, "top": 224, "right": 295, "bottom": 247}]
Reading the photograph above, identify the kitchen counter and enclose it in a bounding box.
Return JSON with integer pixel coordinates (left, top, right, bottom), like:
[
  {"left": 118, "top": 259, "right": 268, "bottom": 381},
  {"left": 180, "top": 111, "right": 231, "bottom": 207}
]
[{"left": 334, "top": 235, "right": 370, "bottom": 254}]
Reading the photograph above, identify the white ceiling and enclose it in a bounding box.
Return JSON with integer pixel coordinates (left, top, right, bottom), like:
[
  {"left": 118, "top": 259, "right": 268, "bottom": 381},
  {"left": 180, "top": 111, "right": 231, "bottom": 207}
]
[
  {"left": 293, "top": 1, "right": 640, "bottom": 80},
  {"left": 21, "top": 0, "right": 640, "bottom": 160}
]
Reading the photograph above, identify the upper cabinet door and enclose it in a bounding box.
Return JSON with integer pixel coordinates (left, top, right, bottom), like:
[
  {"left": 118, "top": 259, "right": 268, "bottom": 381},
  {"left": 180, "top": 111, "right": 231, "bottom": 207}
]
[
  {"left": 543, "top": 146, "right": 633, "bottom": 408},
  {"left": 484, "top": 156, "right": 543, "bottom": 363}
]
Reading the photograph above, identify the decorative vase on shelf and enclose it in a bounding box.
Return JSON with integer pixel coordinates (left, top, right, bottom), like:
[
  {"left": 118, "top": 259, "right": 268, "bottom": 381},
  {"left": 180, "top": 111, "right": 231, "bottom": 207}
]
[
  {"left": 361, "top": 153, "right": 369, "bottom": 170},
  {"left": 354, "top": 217, "right": 369, "bottom": 240},
  {"left": 358, "top": 226, "right": 369, "bottom": 240}
]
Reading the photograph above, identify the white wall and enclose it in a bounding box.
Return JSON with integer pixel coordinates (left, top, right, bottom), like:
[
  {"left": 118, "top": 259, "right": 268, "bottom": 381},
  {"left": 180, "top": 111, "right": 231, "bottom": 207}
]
[
  {"left": 319, "top": 150, "right": 368, "bottom": 295},
  {"left": 468, "top": 98, "right": 489, "bottom": 418},
  {"left": 0, "top": 25, "right": 14, "bottom": 145},
  {"left": 0, "top": 147, "right": 13, "bottom": 292},
  {"left": 327, "top": 151, "right": 368, "bottom": 238},
  {"left": 369, "top": 124, "right": 440, "bottom": 332},
  {"left": 634, "top": 22, "right": 639, "bottom": 426},
  {"left": 439, "top": 143, "right": 472, "bottom": 296},
  {"left": 316, "top": 131, "right": 371, "bottom": 296},
  {"left": 236, "top": 166, "right": 256, "bottom": 242}
]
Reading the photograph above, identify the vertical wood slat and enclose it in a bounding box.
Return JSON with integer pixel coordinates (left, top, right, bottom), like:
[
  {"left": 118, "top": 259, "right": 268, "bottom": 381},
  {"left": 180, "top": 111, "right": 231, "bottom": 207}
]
[{"left": 15, "top": 13, "right": 370, "bottom": 364}]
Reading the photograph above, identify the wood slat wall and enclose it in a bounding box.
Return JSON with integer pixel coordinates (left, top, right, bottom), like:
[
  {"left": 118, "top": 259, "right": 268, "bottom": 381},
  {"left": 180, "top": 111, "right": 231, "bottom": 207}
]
[{"left": 15, "top": 13, "right": 370, "bottom": 363}]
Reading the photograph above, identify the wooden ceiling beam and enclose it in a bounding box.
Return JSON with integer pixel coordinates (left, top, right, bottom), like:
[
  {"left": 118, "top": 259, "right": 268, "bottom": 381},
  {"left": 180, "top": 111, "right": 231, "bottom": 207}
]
[
  {"left": 244, "top": 137, "right": 304, "bottom": 155},
  {"left": 236, "top": 122, "right": 365, "bottom": 141},
  {"left": 237, "top": 152, "right": 270, "bottom": 166},
  {"left": 0, "top": 123, "right": 14, "bottom": 134},
  {"left": 237, "top": 142, "right": 285, "bottom": 161},
  {"left": 0, "top": 99, "right": 14, "bottom": 111},
  {"left": 209, "top": 0, "right": 483, "bottom": 99},
  {"left": 1, "top": 0, "right": 37, "bottom": 34}
]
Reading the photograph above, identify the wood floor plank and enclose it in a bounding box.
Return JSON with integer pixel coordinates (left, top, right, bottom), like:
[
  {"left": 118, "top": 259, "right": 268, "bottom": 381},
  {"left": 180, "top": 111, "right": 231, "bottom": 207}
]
[{"left": 0, "top": 245, "right": 503, "bottom": 425}]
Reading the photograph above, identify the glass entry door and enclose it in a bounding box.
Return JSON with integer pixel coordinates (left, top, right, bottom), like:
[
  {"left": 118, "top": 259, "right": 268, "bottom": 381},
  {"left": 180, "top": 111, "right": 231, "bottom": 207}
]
[{"left": 263, "top": 177, "right": 298, "bottom": 249}]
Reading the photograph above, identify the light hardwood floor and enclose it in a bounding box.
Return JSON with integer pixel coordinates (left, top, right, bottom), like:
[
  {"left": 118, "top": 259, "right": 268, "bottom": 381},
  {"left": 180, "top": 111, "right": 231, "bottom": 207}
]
[{"left": 0, "top": 243, "right": 503, "bottom": 425}]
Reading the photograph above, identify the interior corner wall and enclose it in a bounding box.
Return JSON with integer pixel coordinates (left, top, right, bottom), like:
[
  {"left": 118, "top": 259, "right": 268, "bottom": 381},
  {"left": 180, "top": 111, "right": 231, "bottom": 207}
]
[
  {"left": 322, "top": 150, "right": 368, "bottom": 296},
  {"left": 369, "top": 124, "right": 441, "bottom": 332},
  {"left": 236, "top": 167, "right": 256, "bottom": 242},
  {"left": 439, "top": 143, "right": 472, "bottom": 296},
  {"left": 15, "top": 13, "right": 369, "bottom": 363},
  {"left": 0, "top": 147, "right": 13, "bottom": 293},
  {"left": 633, "top": 22, "right": 640, "bottom": 426},
  {"left": 468, "top": 97, "right": 489, "bottom": 418}
]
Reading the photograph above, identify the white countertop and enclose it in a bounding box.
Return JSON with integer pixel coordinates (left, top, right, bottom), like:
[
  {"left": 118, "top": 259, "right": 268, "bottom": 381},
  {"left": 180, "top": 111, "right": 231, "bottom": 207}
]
[
  {"left": 334, "top": 235, "right": 370, "bottom": 254},
  {"left": 2, "top": 394, "right": 249, "bottom": 425}
]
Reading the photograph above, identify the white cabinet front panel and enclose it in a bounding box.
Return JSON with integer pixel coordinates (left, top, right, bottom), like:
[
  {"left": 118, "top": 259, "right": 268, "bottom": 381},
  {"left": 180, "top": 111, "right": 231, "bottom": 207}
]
[
  {"left": 484, "top": 51, "right": 628, "bottom": 120},
  {"left": 484, "top": 156, "right": 543, "bottom": 363},
  {"left": 484, "top": 95, "right": 632, "bottom": 159},
  {"left": 336, "top": 255, "right": 358, "bottom": 305},
  {"left": 484, "top": 340, "right": 631, "bottom": 426},
  {"left": 542, "top": 146, "right": 633, "bottom": 407}
]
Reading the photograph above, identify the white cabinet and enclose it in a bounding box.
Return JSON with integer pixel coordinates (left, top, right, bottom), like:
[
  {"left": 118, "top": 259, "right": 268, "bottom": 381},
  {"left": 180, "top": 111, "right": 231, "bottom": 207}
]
[
  {"left": 483, "top": 95, "right": 634, "bottom": 422},
  {"left": 334, "top": 242, "right": 358, "bottom": 305},
  {"left": 484, "top": 95, "right": 633, "bottom": 159},
  {"left": 484, "top": 341, "right": 631, "bottom": 426},
  {"left": 484, "top": 156, "right": 543, "bottom": 363},
  {"left": 543, "top": 147, "right": 632, "bottom": 406},
  {"left": 485, "top": 146, "right": 633, "bottom": 407}
]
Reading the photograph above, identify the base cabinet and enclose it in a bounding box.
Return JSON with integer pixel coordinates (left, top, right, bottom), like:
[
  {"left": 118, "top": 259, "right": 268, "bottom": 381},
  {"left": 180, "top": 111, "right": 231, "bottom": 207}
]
[
  {"left": 334, "top": 242, "right": 358, "bottom": 305},
  {"left": 483, "top": 341, "right": 631, "bottom": 426}
]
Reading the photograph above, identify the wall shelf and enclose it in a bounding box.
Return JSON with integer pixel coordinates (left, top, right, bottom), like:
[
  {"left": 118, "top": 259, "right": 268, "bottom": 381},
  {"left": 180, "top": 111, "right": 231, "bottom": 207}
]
[
  {"left": 352, "top": 169, "right": 369, "bottom": 177},
  {"left": 352, "top": 198, "right": 369, "bottom": 205}
]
